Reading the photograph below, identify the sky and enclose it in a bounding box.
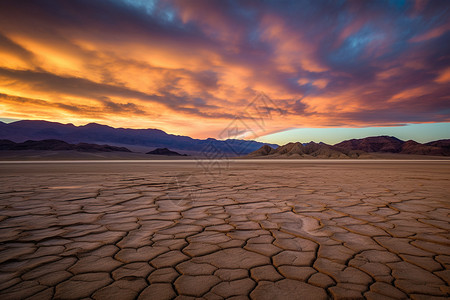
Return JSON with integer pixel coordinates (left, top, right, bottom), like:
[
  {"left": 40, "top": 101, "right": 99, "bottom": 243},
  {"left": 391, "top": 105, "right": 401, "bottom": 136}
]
[
  {"left": 256, "top": 123, "right": 450, "bottom": 144},
  {"left": 0, "top": 0, "right": 449, "bottom": 143}
]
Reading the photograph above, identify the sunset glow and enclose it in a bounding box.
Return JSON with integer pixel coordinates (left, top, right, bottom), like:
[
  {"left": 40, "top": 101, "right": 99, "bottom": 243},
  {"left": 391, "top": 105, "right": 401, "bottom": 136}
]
[{"left": 0, "top": 0, "right": 449, "bottom": 139}]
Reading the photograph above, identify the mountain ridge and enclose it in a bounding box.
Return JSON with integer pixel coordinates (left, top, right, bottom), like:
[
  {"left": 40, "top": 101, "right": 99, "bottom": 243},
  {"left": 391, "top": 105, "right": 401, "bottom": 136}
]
[
  {"left": 246, "top": 141, "right": 368, "bottom": 159},
  {"left": 0, "top": 139, "right": 132, "bottom": 152},
  {"left": 0, "top": 120, "right": 277, "bottom": 156},
  {"left": 1, "top": 120, "right": 449, "bottom": 158},
  {"left": 333, "top": 136, "right": 450, "bottom": 156},
  {"left": 247, "top": 136, "right": 450, "bottom": 158}
]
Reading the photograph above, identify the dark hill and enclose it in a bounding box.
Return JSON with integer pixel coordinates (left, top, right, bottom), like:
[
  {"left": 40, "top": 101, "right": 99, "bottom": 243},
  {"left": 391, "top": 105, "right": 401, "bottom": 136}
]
[
  {"left": 147, "top": 148, "right": 187, "bottom": 156},
  {"left": 425, "top": 139, "right": 450, "bottom": 150},
  {"left": 0, "top": 139, "right": 131, "bottom": 152}
]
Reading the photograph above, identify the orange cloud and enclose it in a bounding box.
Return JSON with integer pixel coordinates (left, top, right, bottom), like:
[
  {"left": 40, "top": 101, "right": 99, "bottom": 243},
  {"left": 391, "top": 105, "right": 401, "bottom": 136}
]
[
  {"left": 260, "top": 14, "right": 327, "bottom": 73},
  {"left": 0, "top": 0, "right": 448, "bottom": 139},
  {"left": 410, "top": 23, "right": 450, "bottom": 43},
  {"left": 389, "top": 86, "right": 430, "bottom": 102},
  {"left": 435, "top": 68, "right": 450, "bottom": 83}
]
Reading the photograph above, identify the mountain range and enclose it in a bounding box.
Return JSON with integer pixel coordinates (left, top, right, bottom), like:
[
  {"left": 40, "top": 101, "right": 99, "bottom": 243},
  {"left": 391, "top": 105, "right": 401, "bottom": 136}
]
[
  {"left": 1, "top": 120, "right": 449, "bottom": 158},
  {"left": 0, "top": 120, "right": 276, "bottom": 156},
  {"left": 335, "top": 136, "right": 450, "bottom": 156},
  {"left": 247, "top": 136, "right": 450, "bottom": 158}
]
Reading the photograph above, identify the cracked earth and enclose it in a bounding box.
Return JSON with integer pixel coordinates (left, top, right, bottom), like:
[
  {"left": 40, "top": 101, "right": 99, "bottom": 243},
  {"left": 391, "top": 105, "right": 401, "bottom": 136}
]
[{"left": 0, "top": 161, "right": 449, "bottom": 299}]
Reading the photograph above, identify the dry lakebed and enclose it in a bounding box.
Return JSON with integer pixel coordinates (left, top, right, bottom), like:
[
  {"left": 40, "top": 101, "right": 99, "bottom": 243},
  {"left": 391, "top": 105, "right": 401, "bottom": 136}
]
[{"left": 0, "top": 160, "right": 449, "bottom": 299}]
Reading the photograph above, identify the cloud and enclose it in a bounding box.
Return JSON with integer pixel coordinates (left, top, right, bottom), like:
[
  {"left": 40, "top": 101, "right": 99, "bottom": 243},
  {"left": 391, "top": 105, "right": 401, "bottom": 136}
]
[
  {"left": 0, "top": 0, "right": 448, "bottom": 138},
  {"left": 435, "top": 68, "right": 450, "bottom": 83},
  {"left": 0, "top": 93, "right": 147, "bottom": 117},
  {"left": 0, "top": 33, "right": 35, "bottom": 66},
  {"left": 0, "top": 67, "right": 227, "bottom": 115}
]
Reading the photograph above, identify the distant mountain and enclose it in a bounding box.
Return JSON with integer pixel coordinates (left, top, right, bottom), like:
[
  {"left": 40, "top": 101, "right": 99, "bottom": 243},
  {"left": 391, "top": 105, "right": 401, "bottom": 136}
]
[
  {"left": 334, "top": 136, "right": 450, "bottom": 156},
  {"left": 400, "top": 140, "right": 447, "bottom": 156},
  {"left": 246, "top": 142, "right": 367, "bottom": 159},
  {"left": 334, "top": 136, "right": 404, "bottom": 153},
  {"left": 249, "top": 144, "right": 277, "bottom": 156},
  {"left": 0, "top": 120, "right": 277, "bottom": 156},
  {"left": 147, "top": 148, "right": 187, "bottom": 156},
  {"left": 425, "top": 139, "right": 450, "bottom": 149},
  {"left": 0, "top": 139, "right": 132, "bottom": 152},
  {"left": 248, "top": 136, "right": 450, "bottom": 159}
]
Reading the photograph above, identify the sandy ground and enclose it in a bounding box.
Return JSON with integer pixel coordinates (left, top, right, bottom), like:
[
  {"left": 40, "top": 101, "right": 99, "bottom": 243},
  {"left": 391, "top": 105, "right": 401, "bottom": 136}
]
[
  {"left": 0, "top": 161, "right": 449, "bottom": 299},
  {"left": 1, "top": 150, "right": 449, "bottom": 160},
  {"left": 0, "top": 150, "right": 197, "bottom": 161}
]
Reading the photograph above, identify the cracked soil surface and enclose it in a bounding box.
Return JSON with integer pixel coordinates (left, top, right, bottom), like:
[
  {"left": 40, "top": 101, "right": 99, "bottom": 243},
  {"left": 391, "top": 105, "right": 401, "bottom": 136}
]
[{"left": 0, "top": 161, "right": 449, "bottom": 299}]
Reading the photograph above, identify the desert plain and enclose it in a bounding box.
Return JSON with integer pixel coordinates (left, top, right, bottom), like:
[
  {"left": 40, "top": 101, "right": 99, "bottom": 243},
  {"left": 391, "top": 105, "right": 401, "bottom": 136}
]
[{"left": 0, "top": 160, "right": 449, "bottom": 299}]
